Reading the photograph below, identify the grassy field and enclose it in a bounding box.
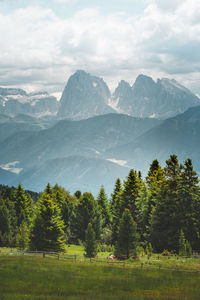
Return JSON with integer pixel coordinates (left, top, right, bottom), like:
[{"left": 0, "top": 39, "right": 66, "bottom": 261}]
[{"left": 0, "top": 254, "right": 200, "bottom": 299}]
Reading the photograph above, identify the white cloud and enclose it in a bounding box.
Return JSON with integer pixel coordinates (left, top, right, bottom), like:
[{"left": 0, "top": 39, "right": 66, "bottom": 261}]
[
  {"left": 54, "top": 0, "right": 76, "bottom": 4},
  {"left": 0, "top": 1, "right": 200, "bottom": 95},
  {"left": 145, "top": 0, "right": 183, "bottom": 12}
]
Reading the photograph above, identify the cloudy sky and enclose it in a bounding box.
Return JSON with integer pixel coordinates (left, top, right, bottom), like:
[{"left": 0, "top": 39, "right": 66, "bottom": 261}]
[{"left": 0, "top": 0, "right": 200, "bottom": 98}]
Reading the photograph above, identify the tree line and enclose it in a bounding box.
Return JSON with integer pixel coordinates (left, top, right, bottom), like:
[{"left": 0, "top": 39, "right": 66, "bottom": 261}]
[{"left": 0, "top": 154, "right": 200, "bottom": 258}]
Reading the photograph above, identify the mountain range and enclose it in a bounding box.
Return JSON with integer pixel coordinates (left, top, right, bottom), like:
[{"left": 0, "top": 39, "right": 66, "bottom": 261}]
[
  {"left": 0, "top": 88, "right": 58, "bottom": 118},
  {"left": 0, "top": 70, "right": 200, "bottom": 194},
  {"left": 1, "top": 70, "right": 199, "bottom": 121}
]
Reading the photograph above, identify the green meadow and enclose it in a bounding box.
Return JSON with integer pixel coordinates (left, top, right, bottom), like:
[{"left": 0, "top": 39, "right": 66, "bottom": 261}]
[{"left": 0, "top": 253, "right": 200, "bottom": 300}]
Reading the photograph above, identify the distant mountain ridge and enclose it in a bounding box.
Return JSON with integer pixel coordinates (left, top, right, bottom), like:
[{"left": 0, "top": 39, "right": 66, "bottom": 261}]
[
  {"left": 0, "top": 88, "right": 58, "bottom": 118},
  {"left": 0, "top": 113, "right": 160, "bottom": 193},
  {"left": 0, "top": 113, "right": 160, "bottom": 168},
  {"left": 1, "top": 70, "right": 199, "bottom": 120},
  {"left": 105, "top": 105, "right": 200, "bottom": 174},
  {"left": 58, "top": 70, "right": 199, "bottom": 120},
  {"left": 1, "top": 70, "right": 200, "bottom": 194},
  {"left": 112, "top": 74, "right": 200, "bottom": 119}
]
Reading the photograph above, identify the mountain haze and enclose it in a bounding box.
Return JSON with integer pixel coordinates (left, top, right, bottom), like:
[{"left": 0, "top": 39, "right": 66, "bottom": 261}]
[
  {"left": 0, "top": 113, "right": 160, "bottom": 168},
  {"left": 1, "top": 70, "right": 200, "bottom": 194},
  {"left": 105, "top": 106, "right": 200, "bottom": 173}
]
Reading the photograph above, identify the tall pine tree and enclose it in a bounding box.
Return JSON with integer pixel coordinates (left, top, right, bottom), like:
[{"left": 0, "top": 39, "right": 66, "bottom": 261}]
[
  {"left": 115, "top": 209, "right": 138, "bottom": 259},
  {"left": 70, "top": 192, "right": 102, "bottom": 242},
  {"left": 97, "top": 186, "right": 110, "bottom": 228},
  {"left": 30, "top": 193, "right": 65, "bottom": 252},
  {"left": 150, "top": 155, "right": 181, "bottom": 252},
  {"left": 119, "top": 169, "right": 141, "bottom": 221}
]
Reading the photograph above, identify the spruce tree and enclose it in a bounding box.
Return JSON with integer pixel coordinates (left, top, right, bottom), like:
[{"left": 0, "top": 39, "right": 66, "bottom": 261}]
[
  {"left": 178, "top": 159, "right": 200, "bottom": 250},
  {"left": 135, "top": 182, "right": 150, "bottom": 245},
  {"left": 110, "top": 178, "right": 122, "bottom": 214},
  {"left": 84, "top": 223, "right": 98, "bottom": 258},
  {"left": 179, "top": 229, "right": 186, "bottom": 256},
  {"left": 97, "top": 186, "right": 110, "bottom": 227},
  {"left": 70, "top": 192, "right": 102, "bottom": 242},
  {"left": 0, "top": 199, "right": 12, "bottom": 246},
  {"left": 111, "top": 180, "right": 122, "bottom": 245},
  {"left": 115, "top": 209, "right": 138, "bottom": 259},
  {"left": 120, "top": 169, "right": 141, "bottom": 221},
  {"left": 150, "top": 155, "right": 181, "bottom": 252},
  {"left": 30, "top": 193, "right": 65, "bottom": 252},
  {"left": 13, "top": 184, "right": 33, "bottom": 227},
  {"left": 145, "top": 160, "right": 165, "bottom": 241},
  {"left": 16, "top": 222, "right": 30, "bottom": 250}
]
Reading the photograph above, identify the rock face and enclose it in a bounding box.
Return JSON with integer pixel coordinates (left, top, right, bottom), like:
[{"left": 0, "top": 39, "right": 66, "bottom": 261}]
[
  {"left": 58, "top": 70, "right": 114, "bottom": 120},
  {"left": 113, "top": 75, "right": 200, "bottom": 119},
  {"left": 0, "top": 89, "right": 58, "bottom": 117}
]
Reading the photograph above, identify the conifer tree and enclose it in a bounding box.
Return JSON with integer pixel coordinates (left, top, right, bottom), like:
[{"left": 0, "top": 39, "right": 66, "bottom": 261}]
[
  {"left": 178, "top": 159, "right": 200, "bottom": 250},
  {"left": 146, "top": 159, "right": 160, "bottom": 183},
  {"left": 145, "top": 160, "right": 165, "bottom": 241},
  {"left": 115, "top": 209, "right": 138, "bottom": 259},
  {"left": 120, "top": 169, "right": 141, "bottom": 221},
  {"left": 135, "top": 182, "right": 150, "bottom": 244},
  {"left": 16, "top": 222, "right": 30, "bottom": 250},
  {"left": 0, "top": 199, "right": 12, "bottom": 246},
  {"left": 53, "top": 184, "right": 76, "bottom": 228},
  {"left": 111, "top": 179, "right": 123, "bottom": 245},
  {"left": 179, "top": 229, "right": 186, "bottom": 256},
  {"left": 110, "top": 178, "right": 122, "bottom": 213},
  {"left": 84, "top": 223, "right": 98, "bottom": 258},
  {"left": 30, "top": 193, "right": 65, "bottom": 252},
  {"left": 45, "top": 183, "right": 53, "bottom": 196},
  {"left": 13, "top": 184, "right": 33, "bottom": 227},
  {"left": 70, "top": 192, "right": 102, "bottom": 242},
  {"left": 150, "top": 155, "right": 181, "bottom": 252},
  {"left": 97, "top": 186, "right": 110, "bottom": 227}
]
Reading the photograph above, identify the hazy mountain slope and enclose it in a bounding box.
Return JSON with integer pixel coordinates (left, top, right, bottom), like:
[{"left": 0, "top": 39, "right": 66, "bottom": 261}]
[
  {"left": 105, "top": 106, "right": 200, "bottom": 173},
  {"left": 0, "top": 113, "right": 160, "bottom": 168},
  {"left": 0, "top": 114, "right": 57, "bottom": 142},
  {"left": 18, "top": 156, "right": 129, "bottom": 194}
]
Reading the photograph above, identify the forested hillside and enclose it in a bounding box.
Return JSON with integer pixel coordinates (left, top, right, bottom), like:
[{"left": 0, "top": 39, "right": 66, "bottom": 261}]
[{"left": 1, "top": 155, "right": 199, "bottom": 257}]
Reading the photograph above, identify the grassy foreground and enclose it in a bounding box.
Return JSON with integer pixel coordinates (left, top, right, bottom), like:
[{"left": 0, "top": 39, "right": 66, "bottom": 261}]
[{"left": 0, "top": 255, "right": 200, "bottom": 300}]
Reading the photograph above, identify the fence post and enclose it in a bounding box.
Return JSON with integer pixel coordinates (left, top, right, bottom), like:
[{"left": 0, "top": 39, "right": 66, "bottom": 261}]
[
  {"left": 75, "top": 255, "right": 76, "bottom": 262},
  {"left": 58, "top": 254, "right": 59, "bottom": 260},
  {"left": 141, "top": 263, "right": 143, "bottom": 269},
  {"left": 43, "top": 252, "right": 45, "bottom": 258}
]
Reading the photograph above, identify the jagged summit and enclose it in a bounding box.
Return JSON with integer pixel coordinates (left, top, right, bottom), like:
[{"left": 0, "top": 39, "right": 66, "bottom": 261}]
[
  {"left": 58, "top": 70, "right": 114, "bottom": 120},
  {"left": 1, "top": 71, "right": 199, "bottom": 121},
  {"left": 113, "top": 74, "right": 200, "bottom": 119}
]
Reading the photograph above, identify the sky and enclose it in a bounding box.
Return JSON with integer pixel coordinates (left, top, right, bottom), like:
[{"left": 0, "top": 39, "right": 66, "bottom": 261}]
[{"left": 0, "top": 0, "right": 200, "bottom": 99}]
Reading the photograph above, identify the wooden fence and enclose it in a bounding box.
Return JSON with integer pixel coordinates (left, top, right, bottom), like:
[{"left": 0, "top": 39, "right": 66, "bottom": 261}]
[{"left": 0, "top": 249, "right": 200, "bottom": 273}]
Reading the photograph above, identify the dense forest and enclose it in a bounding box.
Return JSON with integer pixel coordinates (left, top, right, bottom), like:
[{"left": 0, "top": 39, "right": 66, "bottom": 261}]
[{"left": 0, "top": 154, "right": 200, "bottom": 258}]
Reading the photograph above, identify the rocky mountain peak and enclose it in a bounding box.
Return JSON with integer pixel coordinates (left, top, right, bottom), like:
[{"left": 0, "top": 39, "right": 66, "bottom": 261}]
[
  {"left": 133, "top": 74, "right": 157, "bottom": 95},
  {"left": 113, "top": 80, "right": 131, "bottom": 98},
  {"left": 0, "top": 88, "right": 27, "bottom": 97},
  {"left": 58, "top": 70, "right": 114, "bottom": 120}
]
